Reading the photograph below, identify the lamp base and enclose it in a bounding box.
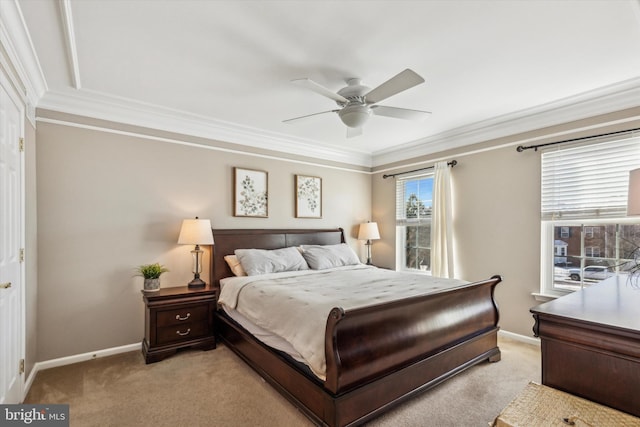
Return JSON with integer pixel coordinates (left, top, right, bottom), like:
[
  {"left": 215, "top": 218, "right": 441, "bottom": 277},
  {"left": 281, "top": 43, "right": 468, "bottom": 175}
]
[
  {"left": 365, "top": 240, "right": 373, "bottom": 266},
  {"left": 188, "top": 275, "right": 206, "bottom": 289}
]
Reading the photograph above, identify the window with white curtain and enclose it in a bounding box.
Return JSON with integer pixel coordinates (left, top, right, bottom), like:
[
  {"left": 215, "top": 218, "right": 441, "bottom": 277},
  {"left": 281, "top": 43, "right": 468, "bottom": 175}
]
[
  {"left": 540, "top": 134, "right": 640, "bottom": 295},
  {"left": 395, "top": 173, "right": 433, "bottom": 271}
]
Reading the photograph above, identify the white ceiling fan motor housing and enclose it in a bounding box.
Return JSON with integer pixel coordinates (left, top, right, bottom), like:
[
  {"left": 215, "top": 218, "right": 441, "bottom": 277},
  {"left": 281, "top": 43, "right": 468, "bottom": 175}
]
[{"left": 337, "top": 79, "right": 372, "bottom": 128}]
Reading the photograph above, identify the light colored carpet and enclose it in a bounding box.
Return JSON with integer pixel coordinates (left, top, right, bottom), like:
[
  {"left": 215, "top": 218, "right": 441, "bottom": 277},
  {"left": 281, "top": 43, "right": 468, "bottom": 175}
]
[{"left": 25, "top": 335, "right": 540, "bottom": 426}]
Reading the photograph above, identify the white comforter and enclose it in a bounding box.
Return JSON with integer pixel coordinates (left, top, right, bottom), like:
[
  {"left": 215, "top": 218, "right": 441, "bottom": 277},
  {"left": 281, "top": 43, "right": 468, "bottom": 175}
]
[{"left": 218, "top": 265, "right": 468, "bottom": 379}]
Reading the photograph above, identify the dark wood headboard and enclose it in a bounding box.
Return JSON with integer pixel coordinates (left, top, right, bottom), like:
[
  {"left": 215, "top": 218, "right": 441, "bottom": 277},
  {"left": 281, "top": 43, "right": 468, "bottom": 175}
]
[{"left": 210, "top": 228, "right": 345, "bottom": 287}]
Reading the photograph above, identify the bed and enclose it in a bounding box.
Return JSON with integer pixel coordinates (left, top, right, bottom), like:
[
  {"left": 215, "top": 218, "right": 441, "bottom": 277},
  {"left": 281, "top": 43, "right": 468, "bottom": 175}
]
[{"left": 211, "top": 228, "right": 502, "bottom": 427}]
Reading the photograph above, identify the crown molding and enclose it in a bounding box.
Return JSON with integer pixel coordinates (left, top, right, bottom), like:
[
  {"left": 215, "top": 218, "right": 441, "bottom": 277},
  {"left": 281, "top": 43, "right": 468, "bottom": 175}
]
[
  {"left": 372, "top": 77, "right": 640, "bottom": 167},
  {"left": 38, "top": 88, "right": 373, "bottom": 167},
  {"left": 59, "top": 0, "right": 81, "bottom": 89},
  {"left": 36, "top": 76, "right": 640, "bottom": 171},
  {"left": 0, "top": 0, "right": 47, "bottom": 123}
]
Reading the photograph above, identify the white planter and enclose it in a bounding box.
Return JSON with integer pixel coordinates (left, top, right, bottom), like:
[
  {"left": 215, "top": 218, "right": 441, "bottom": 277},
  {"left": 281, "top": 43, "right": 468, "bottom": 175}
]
[{"left": 143, "top": 278, "right": 161, "bottom": 292}]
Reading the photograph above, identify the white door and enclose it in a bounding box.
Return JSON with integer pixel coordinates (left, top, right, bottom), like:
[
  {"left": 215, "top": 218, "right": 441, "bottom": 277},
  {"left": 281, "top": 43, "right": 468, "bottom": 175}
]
[{"left": 0, "top": 72, "right": 24, "bottom": 404}]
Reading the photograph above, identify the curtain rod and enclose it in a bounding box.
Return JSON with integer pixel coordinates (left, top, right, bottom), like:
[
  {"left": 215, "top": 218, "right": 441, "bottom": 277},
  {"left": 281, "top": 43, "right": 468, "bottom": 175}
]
[
  {"left": 382, "top": 160, "right": 457, "bottom": 179},
  {"left": 516, "top": 127, "right": 640, "bottom": 152}
]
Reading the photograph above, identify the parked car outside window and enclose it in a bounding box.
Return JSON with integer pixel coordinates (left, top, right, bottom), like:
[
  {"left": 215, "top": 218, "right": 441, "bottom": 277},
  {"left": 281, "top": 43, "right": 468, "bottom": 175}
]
[{"left": 567, "top": 265, "right": 614, "bottom": 282}]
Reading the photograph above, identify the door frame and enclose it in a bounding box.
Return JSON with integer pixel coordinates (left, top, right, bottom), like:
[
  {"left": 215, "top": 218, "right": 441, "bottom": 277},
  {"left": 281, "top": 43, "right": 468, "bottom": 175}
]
[{"left": 0, "top": 65, "right": 26, "bottom": 403}]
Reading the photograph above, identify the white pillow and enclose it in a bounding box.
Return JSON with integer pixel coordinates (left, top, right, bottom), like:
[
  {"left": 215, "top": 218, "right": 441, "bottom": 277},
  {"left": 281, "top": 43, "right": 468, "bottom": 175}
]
[
  {"left": 299, "top": 243, "right": 361, "bottom": 270},
  {"left": 235, "top": 247, "right": 309, "bottom": 276},
  {"left": 224, "top": 255, "right": 247, "bottom": 277}
]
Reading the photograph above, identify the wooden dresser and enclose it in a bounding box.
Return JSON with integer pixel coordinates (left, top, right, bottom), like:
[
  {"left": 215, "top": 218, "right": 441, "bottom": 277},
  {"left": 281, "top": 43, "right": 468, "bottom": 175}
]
[{"left": 531, "top": 275, "right": 640, "bottom": 417}]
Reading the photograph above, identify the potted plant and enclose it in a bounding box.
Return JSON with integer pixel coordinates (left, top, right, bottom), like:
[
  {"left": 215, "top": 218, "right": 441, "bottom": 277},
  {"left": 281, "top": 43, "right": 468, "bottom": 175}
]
[{"left": 135, "top": 263, "right": 169, "bottom": 292}]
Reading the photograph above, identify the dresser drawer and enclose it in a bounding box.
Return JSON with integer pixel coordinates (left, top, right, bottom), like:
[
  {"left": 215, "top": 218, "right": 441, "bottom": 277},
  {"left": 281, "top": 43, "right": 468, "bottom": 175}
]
[
  {"left": 156, "top": 321, "right": 209, "bottom": 345},
  {"left": 156, "top": 304, "right": 208, "bottom": 327}
]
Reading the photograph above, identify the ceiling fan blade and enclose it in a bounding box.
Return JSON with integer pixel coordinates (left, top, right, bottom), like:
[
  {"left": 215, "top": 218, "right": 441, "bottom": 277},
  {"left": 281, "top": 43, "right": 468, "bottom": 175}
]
[
  {"left": 346, "top": 126, "right": 363, "bottom": 138},
  {"left": 365, "top": 69, "right": 425, "bottom": 104},
  {"left": 283, "top": 110, "right": 339, "bottom": 124},
  {"left": 291, "top": 78, "right": 349, "bottom": 103},
  {"left": 371, "top": 105, "right": 432, "bottom": 121}
]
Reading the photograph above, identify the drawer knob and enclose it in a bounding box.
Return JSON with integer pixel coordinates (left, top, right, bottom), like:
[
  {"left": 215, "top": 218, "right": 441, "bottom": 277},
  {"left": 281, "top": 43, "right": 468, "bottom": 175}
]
[
  {"left": 176, "top": 328, "right": 191, "bottom": 336},
  {"left": 175, "top": 313, "right": 191, "bottom": 321}
]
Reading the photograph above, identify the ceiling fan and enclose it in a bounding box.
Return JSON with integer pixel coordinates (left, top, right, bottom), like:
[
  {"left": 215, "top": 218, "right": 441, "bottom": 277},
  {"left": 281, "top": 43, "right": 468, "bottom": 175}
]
[{"left": 284, "top": 69, "right": 431, "bottom": 137}]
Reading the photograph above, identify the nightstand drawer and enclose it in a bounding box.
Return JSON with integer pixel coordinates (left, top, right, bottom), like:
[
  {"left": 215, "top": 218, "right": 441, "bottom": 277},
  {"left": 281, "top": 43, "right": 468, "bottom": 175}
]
[
  {"left": 156, "top": 321, "right": 209, "bottom": 345},
  {"left": 156, "top": 304, "right": 208, "bottom": 327}
]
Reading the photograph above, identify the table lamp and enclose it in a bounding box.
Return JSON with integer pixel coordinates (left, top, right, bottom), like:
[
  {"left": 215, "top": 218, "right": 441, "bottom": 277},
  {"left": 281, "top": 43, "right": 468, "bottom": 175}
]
[
  {"left": 178, "top": 217, "right": 214, "bottom": 288},
  {"left": 358, "top": 221, "right": 380, "bottom": 265}
]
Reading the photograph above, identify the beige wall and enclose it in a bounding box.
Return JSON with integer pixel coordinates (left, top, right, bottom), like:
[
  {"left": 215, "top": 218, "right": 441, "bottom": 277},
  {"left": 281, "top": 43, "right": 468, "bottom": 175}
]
[
  {"left": 452, "top": 146, "right": 540, "bottom": 337},
  {"left": 35, "top": 121, "right": 372, "bottom": 361},
  {"left": 373, "top": 146, "right": 539, "bottom": 338},
  {"left": 33, "top": 106, "right": 640, "bottom": 359},
  {"left": 372, "top": 107, "right": 640, "bottom": 338}
]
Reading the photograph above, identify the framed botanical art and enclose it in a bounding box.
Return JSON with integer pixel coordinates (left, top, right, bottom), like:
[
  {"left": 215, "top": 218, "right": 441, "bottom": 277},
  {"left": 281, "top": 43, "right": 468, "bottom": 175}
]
[
  {"left": 295, "top": 175, "right": 322, "bottom": 218},
  {"left": 234, "top": 167, "right": 268, "bottom": 217}
]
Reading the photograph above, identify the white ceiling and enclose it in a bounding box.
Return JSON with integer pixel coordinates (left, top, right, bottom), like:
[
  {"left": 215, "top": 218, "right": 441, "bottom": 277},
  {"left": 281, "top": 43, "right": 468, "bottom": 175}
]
[{"left": 13, "top": 0, "right": 640, "bottom": 167}]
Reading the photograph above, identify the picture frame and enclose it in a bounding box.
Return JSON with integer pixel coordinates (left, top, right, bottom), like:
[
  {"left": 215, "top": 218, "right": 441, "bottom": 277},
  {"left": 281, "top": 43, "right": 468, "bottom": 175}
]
[
  {"left": 234, "top": 167, "right": 268, "bottom": 217},
  {"left": 295, "top": 175, "right": 322, "bottom": 218}
]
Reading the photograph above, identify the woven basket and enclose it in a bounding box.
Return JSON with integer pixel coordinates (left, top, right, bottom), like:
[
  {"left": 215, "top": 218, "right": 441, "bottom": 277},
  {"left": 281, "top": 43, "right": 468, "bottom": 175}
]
[{"left": 492, "top": 382, "right": 640, "bottom": 427}]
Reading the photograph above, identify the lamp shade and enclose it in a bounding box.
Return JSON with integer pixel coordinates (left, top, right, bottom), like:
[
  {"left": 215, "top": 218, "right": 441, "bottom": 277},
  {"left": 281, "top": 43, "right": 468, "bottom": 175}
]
[
  {"left": 177, "top": 218, "right": 214, "bottom": 245},
  {"left": 628, "top": 169, "right": 640, "bottom": 215},
  {"left": 358, "top": 222, "right": 380, "bottom": 240}
]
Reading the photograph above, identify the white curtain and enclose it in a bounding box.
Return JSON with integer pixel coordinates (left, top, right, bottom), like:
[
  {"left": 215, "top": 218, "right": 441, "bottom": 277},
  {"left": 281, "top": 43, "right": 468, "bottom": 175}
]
[{"left": 431, "top": 161, "right": 454, "bottom": 278}]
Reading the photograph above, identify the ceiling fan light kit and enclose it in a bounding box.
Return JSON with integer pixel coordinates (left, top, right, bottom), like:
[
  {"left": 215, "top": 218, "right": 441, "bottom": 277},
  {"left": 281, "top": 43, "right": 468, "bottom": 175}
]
[
  {"left": 285, "top": 69, "right": 431, "bottom": 136},
  {"left": 339, "top": 104, "right": 372, "bottom": 128}
]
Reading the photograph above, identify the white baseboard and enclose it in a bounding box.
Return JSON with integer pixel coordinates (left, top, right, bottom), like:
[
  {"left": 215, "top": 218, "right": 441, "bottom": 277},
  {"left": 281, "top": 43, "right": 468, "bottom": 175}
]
[
  {"left": 24, "top": 367, "right": 38, "bottom": 401},
  {"left": 23, "top": 342, "right": 140, "bottom": 401},
  {"left": 499, "top": 329, "right": 540, "bottom": 346}
]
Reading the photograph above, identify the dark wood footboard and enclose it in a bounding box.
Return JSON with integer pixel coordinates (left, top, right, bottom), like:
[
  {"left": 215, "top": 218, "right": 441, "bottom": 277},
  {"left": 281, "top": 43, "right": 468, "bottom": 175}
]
[
  {"left": 325, "top": 275, "right": 502, "bottom": 394},
  {"left": 216, "top": 274, "right": 502, "bottom": 427},
  {"left": 327, "top": 329, "right": 501, "bottom": 427}
]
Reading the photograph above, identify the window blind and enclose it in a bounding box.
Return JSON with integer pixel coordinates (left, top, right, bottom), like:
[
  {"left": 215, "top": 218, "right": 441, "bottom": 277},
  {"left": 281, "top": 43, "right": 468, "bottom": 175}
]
[
  {"left": 395, "top": 173, "right": 433, "bottom": 226},
  {"left": 541, "top": 135, "right": 640, "bottom": 220}
]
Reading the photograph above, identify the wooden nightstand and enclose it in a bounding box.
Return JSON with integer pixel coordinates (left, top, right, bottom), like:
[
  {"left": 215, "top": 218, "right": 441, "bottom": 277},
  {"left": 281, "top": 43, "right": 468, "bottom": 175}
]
[{"left": 142, "top": 285, "right": 216, "bottom": 364}]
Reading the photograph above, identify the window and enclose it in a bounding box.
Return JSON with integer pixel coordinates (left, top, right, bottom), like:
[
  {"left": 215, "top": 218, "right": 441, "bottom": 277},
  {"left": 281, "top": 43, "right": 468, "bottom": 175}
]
[
  {"left": 396, "top": 174, "right": 433, "bottom": 271},
  {"left": 560, "top": 226, "right": 569, "bottom": 238},
  {"left": 541, "top": 134, "right": 640, "bottom": 295},
  {"left": 585, "top": 246, "right": 600, "bottom": 257},
  {"left": 554, "top": 242, "right": 567, "bottom": 257},
  {"left": 547, "top": 222, "right": 640, "bottom": 292}
]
